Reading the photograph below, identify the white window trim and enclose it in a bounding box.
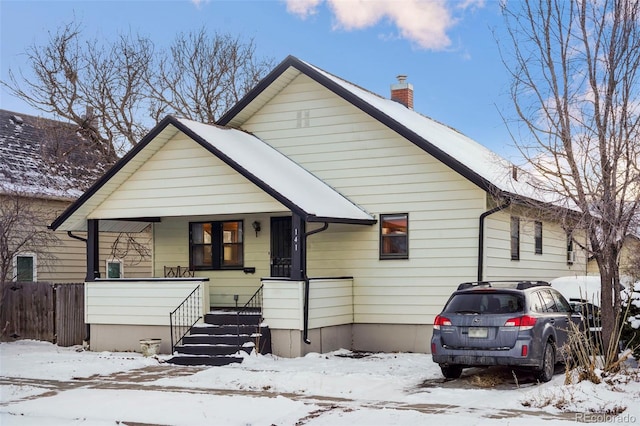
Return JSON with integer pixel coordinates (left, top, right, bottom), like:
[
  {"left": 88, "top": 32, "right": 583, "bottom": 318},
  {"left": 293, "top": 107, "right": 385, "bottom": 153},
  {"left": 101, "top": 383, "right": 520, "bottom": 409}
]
[
  {"left": 13, "top": 253, "right": 37, "bottom": 282},
  {"left": 106, "top": 259, "right": 124, "bottom": 279}
]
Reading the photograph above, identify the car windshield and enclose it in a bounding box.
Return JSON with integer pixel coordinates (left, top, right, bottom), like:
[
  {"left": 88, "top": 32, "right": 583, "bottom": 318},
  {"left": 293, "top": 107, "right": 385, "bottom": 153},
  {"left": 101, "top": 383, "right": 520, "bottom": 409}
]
[{"left": 443, "top": 292, "right": 525, "bottom": 314}]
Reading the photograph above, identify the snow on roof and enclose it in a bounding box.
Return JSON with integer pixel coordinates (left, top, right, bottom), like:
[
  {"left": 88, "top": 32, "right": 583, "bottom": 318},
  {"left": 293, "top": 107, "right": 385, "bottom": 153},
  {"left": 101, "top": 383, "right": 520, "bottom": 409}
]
[
  {"left": 177, "top": 119, "right": 374, "bottom": 223},
  {"left": 301, "top": 60, "right": 552, "bottom": 204},
  {"left": 0, "top": 109, "right": 113, "bottom": 200}
]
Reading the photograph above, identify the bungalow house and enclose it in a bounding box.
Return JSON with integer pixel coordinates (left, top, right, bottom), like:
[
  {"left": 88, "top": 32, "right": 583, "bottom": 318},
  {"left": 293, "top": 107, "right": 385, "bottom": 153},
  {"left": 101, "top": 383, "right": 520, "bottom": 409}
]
[
  {"left": 0, "top": 109, "right": 152, "bottom": 284},
  {"left": 50, "top": 56, "right": 588, "bottom": 360}
]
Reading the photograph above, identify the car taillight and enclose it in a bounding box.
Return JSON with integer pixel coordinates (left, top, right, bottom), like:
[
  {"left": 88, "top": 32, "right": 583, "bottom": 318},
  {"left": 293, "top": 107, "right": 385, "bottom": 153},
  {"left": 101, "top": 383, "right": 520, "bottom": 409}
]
[
  {"left": 434, "top": 315, "right": 452, "bottom": 330},
  {"left": 504, "top": 315, "right": 537, "bottom": 330}
]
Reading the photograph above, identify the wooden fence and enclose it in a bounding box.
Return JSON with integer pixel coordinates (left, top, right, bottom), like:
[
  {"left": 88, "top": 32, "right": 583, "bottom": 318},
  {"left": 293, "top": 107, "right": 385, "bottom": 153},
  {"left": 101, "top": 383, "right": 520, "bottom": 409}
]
[{"left": 0, "top": 282, "right": 85, "bottom": 346}]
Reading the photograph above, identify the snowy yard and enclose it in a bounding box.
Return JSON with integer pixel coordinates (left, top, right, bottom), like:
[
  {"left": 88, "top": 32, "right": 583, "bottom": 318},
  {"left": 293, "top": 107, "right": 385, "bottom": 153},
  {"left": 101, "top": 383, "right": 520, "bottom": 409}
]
[{"left": 1, "top": 340, "right": 638, "bottom": 425}]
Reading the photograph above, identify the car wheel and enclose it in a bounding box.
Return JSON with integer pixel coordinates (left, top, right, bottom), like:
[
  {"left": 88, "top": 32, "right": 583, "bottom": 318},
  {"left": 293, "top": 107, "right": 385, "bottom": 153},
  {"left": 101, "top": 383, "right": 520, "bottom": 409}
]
[
  {"left": 535, "top": 341, "right": 555, "bottom": 383},
  {"left": 440, "top": 364, "right": 463, "bottom": 379}
]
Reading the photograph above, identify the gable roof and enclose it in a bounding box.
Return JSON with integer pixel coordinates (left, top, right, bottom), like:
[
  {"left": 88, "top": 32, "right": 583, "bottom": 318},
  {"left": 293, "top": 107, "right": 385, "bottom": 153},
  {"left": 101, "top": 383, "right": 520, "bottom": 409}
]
[
  {"left": 0, "top": 109, "right": 113, "bottom": 200},
  {"left": 218, "top": 55, "right": 536, "bottom": 203},
  {"left": 50, "top": 116, "right": 375, "bottom": 231}
]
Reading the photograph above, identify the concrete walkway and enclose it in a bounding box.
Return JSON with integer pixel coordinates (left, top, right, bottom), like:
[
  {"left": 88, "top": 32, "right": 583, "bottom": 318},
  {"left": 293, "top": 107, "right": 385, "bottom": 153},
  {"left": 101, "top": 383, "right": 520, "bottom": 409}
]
[{"left": 0, "top": 365, "right": 579, "bottom": 424}]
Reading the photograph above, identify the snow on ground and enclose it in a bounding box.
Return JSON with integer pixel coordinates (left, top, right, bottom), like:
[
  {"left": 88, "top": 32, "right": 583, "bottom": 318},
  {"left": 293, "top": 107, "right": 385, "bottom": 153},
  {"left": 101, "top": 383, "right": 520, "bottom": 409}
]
[{"left": 1, "top": 340, "right": 639, "bottom": 425}]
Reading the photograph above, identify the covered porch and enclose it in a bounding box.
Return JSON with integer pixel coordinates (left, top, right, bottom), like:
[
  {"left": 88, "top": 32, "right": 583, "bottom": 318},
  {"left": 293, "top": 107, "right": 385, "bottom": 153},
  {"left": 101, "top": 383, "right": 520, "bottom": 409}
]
[
  {"left": 49, "top": 117, "right": 376, "bottom": 357},
  {"left": 84, "top": 275, "right": 355, "bottom": 357}
]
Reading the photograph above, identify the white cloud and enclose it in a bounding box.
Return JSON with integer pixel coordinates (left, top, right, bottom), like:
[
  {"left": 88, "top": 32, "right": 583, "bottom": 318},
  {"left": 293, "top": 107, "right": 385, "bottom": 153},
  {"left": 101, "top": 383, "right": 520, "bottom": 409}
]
[
  {"left": 285, "top": 0, "right": 323, "bottom": 18},
  {"left": 284, "top": 0, "right": 485, "bottom": 50},
  {"left": 191, "top": 0, "right": 210, "bottom": 9}
]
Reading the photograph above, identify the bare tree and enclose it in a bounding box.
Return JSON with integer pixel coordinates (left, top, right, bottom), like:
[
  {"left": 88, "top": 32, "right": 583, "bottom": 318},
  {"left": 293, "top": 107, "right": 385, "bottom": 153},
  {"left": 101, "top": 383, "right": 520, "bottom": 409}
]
[
  {"left": 148, "top": 29, "right": 273, "bottom": 124},
  {"left": 500, "top": 0, "right": 640, "bottom": 368},
  {"left": 0, "top": 191, "right": 60, "bottom": 307},
  {"left": 2, "top": 21, "right": 274, "bottom": 154}
]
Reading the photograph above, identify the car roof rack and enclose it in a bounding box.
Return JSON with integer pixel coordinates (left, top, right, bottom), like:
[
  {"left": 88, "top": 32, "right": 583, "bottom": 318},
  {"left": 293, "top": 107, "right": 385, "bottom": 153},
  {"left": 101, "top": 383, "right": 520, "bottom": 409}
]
[
  {"left": 456, "top": 280, "right": 550, "bottom": 291},
  {"left": 457, "top": 281, "right": 492, "bottom": 290},
  {"left": 515, "top": 281, "right": 550, "bottom": 289}
]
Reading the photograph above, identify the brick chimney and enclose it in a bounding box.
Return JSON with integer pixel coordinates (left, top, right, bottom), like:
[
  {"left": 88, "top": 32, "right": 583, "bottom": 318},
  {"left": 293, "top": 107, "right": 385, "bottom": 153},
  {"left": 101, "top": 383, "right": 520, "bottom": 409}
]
[{"left": 390, "top": 75, "right": 413, "bottom": 109}]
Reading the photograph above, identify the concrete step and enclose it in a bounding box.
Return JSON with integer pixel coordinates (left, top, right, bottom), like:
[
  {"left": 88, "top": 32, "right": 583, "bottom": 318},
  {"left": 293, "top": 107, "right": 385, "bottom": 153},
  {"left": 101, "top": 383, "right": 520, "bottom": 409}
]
[
  {"left": 166, "top": 355, "right": 244, "bottom": 366},
  {"left": 183, "top": 334, "right": 257, "bottom": 345},
  {"left": 175, "top": 343, "right": 254, "bottom": 356},
  {"left": 204, "top": 312, "right": 262, "bottom": 326}
]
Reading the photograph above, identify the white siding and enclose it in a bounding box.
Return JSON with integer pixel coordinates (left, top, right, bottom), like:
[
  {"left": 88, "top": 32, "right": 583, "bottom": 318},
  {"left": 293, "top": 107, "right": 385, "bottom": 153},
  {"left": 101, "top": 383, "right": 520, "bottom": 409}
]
[
  {"left": 242, "top": 74, "right": 488, "bottom": 324},
  {"left": 85, "top": 279, "right": 208, "bottom": 325},
  {"left": 308, "top": 278, "right": 354, "bottom": 329},
  {"left": 90, "top": 135, "right": 286, "bottom": 219},
  {"left": 262, "top": 278, "right": 354, "bottom": 330},
  {"left": 262, "top": 280, "right": 303, "bottom": 330},
  {"left": 484, "top": 211, "right": 588, "bottom": 280}
]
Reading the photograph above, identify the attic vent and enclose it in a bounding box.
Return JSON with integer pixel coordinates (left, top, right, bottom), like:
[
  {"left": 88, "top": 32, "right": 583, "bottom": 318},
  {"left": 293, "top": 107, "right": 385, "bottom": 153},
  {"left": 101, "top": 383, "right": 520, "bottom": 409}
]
[
  {"left": 296, "top": 110, "right": 310, "bottom": 128},
  {"left": 10, "top": 115, "right": 24, "bottom": 125}
]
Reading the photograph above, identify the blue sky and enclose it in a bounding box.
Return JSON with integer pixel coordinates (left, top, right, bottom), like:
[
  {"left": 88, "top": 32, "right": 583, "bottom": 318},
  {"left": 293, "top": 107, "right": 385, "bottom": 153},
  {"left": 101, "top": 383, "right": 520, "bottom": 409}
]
[{"left": 0, "top": 0, "right": 518, "bottom": 158}]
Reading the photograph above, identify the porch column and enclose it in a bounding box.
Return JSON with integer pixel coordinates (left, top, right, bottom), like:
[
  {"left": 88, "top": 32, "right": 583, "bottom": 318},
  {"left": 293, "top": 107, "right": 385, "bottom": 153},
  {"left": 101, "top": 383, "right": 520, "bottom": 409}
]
[
  {"left": 290, "top": 214, "right": 306, "bottom": 280},
  {"left": 86, "top": 219, "right": 100, "bottom": 282}
]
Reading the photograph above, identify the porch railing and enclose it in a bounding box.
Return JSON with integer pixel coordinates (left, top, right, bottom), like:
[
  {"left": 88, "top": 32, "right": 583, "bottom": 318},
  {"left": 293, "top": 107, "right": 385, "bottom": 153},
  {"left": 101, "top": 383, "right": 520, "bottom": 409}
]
[
  {"left": 237, "top": 284, "right": 263, "bottom": 351},
  {"left": 169, "top": 285, "right": 202, "bottom": 353}
]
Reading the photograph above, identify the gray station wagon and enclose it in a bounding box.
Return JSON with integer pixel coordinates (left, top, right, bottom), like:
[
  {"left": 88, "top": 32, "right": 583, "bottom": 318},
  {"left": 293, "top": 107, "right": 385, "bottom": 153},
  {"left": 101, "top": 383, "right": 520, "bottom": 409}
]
[{"left": 430, "top": 281, "right": 584, "bottom": 382}]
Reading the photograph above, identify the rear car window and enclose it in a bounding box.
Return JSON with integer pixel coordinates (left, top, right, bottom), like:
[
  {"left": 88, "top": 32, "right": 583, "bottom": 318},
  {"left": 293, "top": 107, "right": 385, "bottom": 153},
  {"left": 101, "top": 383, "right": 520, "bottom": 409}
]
[{"left": 443, "top": 292, "right": 525, "bottom": 314}]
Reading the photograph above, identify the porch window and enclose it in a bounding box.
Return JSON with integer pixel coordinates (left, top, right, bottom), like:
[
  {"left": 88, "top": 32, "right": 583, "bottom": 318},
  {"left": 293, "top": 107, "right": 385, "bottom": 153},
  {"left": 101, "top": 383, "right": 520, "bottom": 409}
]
[
  {"left": 510, "top": 216, "right": 520, "bottom": 260},
  {"left": 380, "top": 214, "right": 408, "bottom": 259},
  {"left": 534, "top": 221, "right": 543, "bottom": 255},
  {"left": 14, "top": 254, "right": 36, "bottom": 282},
  {"left": 190, "top": 220, "right": 244, "bottom": 270}
]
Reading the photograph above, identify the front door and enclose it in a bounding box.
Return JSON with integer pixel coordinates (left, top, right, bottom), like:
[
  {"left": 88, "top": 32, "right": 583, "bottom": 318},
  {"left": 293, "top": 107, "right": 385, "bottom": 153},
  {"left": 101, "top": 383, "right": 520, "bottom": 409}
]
[{"left": 270, "top": 217, "right": 291, "bottom": 277}]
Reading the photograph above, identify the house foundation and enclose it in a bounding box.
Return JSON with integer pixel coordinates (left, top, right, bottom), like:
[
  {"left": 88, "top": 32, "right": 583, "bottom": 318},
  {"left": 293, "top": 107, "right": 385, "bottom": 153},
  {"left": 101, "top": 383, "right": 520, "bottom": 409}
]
[{"left": 90, "top": 324, "right": 171, "bottom": 354}]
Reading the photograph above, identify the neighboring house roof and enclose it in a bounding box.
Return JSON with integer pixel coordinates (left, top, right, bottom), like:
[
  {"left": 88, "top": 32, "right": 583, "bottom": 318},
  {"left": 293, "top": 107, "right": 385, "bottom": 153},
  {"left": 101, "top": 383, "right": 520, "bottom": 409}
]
[
  {"left": 218, "top": 55, "right": 542, "bottom": 204},
  {"left": 0, "top": 109, "right": 113, "bottom": 200},
  {"left": 50, "top": 117, "right": 376, "bottom": 231}
]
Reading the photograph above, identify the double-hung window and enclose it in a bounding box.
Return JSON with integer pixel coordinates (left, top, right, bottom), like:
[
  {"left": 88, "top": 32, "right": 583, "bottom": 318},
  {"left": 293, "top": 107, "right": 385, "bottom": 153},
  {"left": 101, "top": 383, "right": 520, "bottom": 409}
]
[
  {"left": 567, "top": 233, "right": 575, "bottom": 264},
  {"left": 380, "top": 214, "right": 408, "bottom": 260},
  {"left": 510, "top": 216, "right": 520, "bottom": 260},
  {"left": 190, "top": 220, "right": 244, "bottom": 270},
  {"left": 534, "top": 221, "right": 543, "bottom": 255}
]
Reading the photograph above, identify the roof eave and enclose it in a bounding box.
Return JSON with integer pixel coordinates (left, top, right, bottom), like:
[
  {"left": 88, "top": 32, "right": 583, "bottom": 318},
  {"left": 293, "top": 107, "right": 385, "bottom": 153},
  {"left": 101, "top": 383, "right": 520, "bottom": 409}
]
[
  {"left": 172, "top": 120, "right": 375, "bottom": 225},
  {"left": 49, "top": 116, "right": 180, "bottom": 231}
]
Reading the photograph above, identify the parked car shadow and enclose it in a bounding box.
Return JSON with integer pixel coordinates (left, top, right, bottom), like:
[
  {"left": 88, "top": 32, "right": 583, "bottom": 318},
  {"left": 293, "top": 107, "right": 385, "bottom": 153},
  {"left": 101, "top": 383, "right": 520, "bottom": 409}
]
[{"left": 419, "top": 364, "right": 566, "bottom": 390}]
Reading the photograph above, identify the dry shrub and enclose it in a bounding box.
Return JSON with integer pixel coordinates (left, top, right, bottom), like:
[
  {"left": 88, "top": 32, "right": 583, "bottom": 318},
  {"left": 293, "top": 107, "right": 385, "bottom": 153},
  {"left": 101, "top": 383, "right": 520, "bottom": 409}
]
[{"left": 563, "top": 301, "right": 637, "bottom": 385}]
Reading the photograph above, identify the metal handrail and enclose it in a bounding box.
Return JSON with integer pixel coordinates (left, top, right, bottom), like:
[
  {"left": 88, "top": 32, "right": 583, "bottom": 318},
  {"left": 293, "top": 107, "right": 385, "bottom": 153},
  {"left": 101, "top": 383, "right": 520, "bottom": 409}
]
[
  {"left": 169, "top": 285, "right": 202, "bottom": 353},
  {"left": 236, "top": 285, "right": 264, "bottom": 352}
]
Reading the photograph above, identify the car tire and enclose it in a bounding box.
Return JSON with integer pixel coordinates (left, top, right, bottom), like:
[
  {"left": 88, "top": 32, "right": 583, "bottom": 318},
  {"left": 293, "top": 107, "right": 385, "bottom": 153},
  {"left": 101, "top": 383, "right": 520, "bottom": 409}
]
[
  {"left": 440, "top": 364, "right": 463, "bottom": 379},
  {"left": 535, "top": 341, "right": 555, "bottom": 383}
]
